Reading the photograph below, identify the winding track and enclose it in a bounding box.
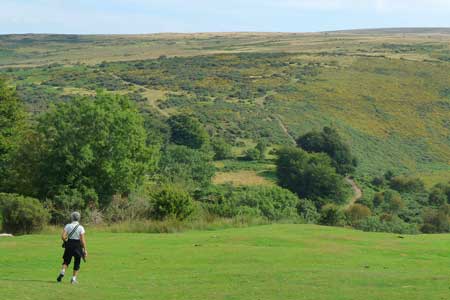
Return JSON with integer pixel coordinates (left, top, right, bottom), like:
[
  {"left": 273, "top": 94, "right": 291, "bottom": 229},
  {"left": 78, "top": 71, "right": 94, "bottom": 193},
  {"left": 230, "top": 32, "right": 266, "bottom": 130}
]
[{"left": 345, "top": 177, "right": 363, "bottom": 208}]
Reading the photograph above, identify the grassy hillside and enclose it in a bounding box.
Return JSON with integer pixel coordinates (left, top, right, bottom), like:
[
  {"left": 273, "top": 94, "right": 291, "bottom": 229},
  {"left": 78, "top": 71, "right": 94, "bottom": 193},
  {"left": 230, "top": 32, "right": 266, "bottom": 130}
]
[
  {"left": 0, "top": 224, "right": 449, "bottom": 300},
  {"left": 0, "top": 30, "right": 449, "bottom": 182}
]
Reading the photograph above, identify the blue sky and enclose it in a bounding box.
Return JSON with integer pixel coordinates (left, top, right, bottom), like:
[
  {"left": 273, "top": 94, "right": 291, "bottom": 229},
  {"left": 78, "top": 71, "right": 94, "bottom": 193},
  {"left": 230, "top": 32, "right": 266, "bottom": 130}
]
[{"left": 1, "top": 0, "right": 450, "bottom": 34}]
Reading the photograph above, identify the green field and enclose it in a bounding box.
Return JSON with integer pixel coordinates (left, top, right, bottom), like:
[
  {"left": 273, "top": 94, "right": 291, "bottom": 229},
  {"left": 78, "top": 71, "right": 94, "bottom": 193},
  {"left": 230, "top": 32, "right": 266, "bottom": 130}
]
[{"left": 1, "top": 224, "right": 449, "bottom": 300}]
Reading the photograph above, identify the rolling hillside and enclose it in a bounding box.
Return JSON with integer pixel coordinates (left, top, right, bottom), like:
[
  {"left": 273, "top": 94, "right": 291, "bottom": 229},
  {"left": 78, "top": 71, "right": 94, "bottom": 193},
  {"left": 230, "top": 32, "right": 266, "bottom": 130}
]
[{"left": 0, "top": 29, "right": 449, "bottom": 182}]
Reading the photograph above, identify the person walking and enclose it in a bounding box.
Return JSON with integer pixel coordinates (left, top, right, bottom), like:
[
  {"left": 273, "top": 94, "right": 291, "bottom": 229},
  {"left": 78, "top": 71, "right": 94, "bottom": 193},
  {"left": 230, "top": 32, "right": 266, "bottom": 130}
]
[{"left": 57, "top": 211, "right": 88, "bottom": 284}]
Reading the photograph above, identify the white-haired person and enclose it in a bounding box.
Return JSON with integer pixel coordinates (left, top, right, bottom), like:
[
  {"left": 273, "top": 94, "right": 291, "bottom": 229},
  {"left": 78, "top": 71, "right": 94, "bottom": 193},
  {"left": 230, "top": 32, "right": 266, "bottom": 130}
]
[{"left": 57, "top": 211, "right": 88, "bottom": 284}]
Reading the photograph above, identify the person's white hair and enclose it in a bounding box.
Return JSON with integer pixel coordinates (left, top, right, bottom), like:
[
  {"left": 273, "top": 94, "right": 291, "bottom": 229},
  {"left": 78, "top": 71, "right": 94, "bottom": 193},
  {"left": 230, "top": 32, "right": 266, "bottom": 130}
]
[{"left": 71, "top": 211, "right": 81, "bottom": 222}]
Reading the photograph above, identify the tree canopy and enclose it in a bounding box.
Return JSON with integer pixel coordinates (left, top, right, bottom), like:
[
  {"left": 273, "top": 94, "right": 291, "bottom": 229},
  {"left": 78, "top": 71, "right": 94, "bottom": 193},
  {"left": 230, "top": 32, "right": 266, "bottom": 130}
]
[
  {"left": 167, "top": 114, "right": 209, "bottom": 150},
  {"left": 36, "top": 92, "right": 159, "bottom": 206},
  {"left": 276, "top": 147, "right": 347, "bottom": 206},
  {"left": 296, "top": 127, "right": 357, "bottom": 175},
  {"left": 0, "top": 80, "right": 27, "bottom": 192}
]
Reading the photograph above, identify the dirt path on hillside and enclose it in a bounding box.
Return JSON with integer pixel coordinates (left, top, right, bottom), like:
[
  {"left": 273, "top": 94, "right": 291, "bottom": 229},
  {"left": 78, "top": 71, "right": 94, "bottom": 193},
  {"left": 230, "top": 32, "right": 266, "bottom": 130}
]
[
  {"left": 275, "top": 114, "right": 296, "bottom": 146},
  {"left": 109, "top": 72, "right": 169, "bottom": 116},
  {"left": 345, "top": 177, "right": 363, "bottom": 208}
]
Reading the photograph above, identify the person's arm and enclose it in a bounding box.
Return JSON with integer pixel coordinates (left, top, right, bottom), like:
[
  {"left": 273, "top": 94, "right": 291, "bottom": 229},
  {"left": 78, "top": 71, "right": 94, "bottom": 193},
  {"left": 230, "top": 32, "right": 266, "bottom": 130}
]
[
  {"left": 61, "top": 228, "right": 68, "bottom": 242},
  {"left": 80, "top": 233, "right": 88, "bottom": 257}
]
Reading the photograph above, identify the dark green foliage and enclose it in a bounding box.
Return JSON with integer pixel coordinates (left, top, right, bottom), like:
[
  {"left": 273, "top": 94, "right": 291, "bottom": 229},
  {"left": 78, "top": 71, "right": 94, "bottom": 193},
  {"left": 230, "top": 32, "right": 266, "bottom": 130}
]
[
  {"left": 319, "top": 204, "right": 344, "bottom": 226},
  {"left": 345, "top": 204, "right": 371, "bottom": 226},
  {"left": 255, "top": 141, "right": 267, "bottom": 160},
  {"left": 0, "top": 193, "right": 49, "bottom": 234},
  {"left": 428, "top": 188, "right": 448, "bottom": 206},
  {"left": 421, "top": 205, "right": 450, "bottom": 233},
  {"left": 373, "top": 190, "right": 405, "bottom": 214},
  {"left": 0, "top": 80, "right": 27, "bottom": 193},
  {"left": 389, "top": 175, "right": 425, "bottom": 193},
  {"left": 356, "top": 215, "right": 419, "bottom": 234},
  {"left": 428, "top": 182, "right": 450, "bottom": 206},
  {"left": 159, "top": 145, "right": 215, "bottom": 190},
  {"left": 200, "top": 185, "right": 299, "bottom": 221},
  {"left": 296, "top": 127, "right": 357, "bottom": 175},
  {"left": 44, "top": 188, "right": 95, "bottom": 224},
  {"left": 297, "top": 199, "right": 320, "bottom": 223},
  {"left": 142, "top": 112, "right": 171, "bottom": 146},
  {"left": 150, "top": 185, "right": 194, "bottom": 221},
  {"left": 244, "top": 148, "right": 263, "bottom": 161},
  {"left": 276, "top": 147, "right": 348, "bottom": 205},
  {"left": 168, "top": 114, "right": 209, "bottom": 149},
  {"left": 36, "top": 92, "right": 158, "bottom": 206},
  {"left": 211, "top": 138, "right": 233, "bottom": 160}
]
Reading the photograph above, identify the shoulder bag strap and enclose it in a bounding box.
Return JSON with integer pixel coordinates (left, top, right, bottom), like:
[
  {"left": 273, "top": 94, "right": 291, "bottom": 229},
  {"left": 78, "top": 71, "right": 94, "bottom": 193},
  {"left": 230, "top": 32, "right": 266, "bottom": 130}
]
[{"left": 67, "top": 224, "right": 80, "bottom": 240}]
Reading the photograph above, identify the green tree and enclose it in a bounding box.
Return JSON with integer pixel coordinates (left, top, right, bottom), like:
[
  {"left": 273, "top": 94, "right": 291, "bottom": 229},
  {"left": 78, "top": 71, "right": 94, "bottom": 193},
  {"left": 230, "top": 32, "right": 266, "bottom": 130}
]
[
  {"left": 159, "top": 145, "right": 215, "bottom": 191},
  {"left": 255, "top": 141, "right": 267, "bottom": 160},
  {"left": 168, "top": 114, "right": 209, "bottom": 149},
  {"left": 296, "top": 127, "right": 357, "bottom": 175},
  {"left": 37, "top": 92, "right": 159, "bottom": 206},
  {"left": 276, "top": 147, "right": 347, "bottom": 205},
  {"left": 0, "top": 80, "right": 28, "bottom": 193},
  {"left": 211, "top": 137, "right": 233, "bottom": 160}
]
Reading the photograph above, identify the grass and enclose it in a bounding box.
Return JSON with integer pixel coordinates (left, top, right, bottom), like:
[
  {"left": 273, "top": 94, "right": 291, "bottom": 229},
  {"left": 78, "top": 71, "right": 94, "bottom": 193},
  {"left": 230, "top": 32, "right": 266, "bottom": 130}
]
[
  {"left": 1, "top": 224, "right": 449, "bottom": 300},
  {"left": 213, "top": 170, "right": 276, "bottom": 186}
]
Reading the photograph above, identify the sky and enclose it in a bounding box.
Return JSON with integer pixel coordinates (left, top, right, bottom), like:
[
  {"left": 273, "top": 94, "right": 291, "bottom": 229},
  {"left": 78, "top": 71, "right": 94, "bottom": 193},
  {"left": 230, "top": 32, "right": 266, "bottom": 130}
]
[{"left": 1, "top": 0, "right": 450, "bottom": 34}]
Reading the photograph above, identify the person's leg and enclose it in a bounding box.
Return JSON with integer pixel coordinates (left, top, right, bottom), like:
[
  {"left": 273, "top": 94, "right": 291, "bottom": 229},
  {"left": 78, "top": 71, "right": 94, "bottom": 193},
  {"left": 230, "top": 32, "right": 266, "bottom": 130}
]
[
  {"left": 57, "top": 253, "right": 72, "bottom": 282},
  {"left": 71, "top": 256, "right": 81, "bottom": 284}
]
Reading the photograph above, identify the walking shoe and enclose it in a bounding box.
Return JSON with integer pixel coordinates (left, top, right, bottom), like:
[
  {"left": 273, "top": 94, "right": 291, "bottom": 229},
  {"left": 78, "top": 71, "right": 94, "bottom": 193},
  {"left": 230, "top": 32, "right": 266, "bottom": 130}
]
[
  {"left": 56, "top": 274, "right": 64, "bottom": 282},
  {"left": 71, "top": 278, "right": 78, "bottom": 285}
]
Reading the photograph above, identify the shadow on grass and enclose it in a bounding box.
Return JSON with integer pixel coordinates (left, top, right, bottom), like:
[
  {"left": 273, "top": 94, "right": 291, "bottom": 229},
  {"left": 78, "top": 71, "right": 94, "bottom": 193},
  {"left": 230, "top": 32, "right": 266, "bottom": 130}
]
[{"left": 0, "top": 278, "right": 55, "bottom": 284}]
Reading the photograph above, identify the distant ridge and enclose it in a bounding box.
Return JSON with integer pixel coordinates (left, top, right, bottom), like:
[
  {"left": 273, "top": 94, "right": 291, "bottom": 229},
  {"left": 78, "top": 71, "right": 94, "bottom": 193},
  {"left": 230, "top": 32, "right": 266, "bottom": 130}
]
[{"left": 328, "top": 27, "right": 450, "bottom": 34}]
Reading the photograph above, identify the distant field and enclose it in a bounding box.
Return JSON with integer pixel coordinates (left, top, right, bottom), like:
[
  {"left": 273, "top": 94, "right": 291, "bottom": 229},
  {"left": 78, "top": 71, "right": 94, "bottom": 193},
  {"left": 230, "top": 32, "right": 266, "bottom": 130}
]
[
  {"left": 1, "top": 224, "right": 449, "bottom": 300},
  {"left": 1, "top": 30, "right": 450, "bottom": 67},
  {"left": 213, "top": 170, "right": 275, "bottom": 186}
]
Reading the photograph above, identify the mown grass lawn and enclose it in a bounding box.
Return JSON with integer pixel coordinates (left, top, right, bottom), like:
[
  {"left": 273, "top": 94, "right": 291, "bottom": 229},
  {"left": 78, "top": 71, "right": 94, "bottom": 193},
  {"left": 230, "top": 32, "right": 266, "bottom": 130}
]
[{"left": 0, "top": 224, "right": 449, "bottom": 300}]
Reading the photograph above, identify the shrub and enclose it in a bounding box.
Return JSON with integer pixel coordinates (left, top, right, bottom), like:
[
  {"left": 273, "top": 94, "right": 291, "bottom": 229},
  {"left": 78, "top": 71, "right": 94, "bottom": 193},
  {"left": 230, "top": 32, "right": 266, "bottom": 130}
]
[
  {"left": 373, "top": 192, "right": 384, "bottom": 207},
  {"left": 319, "top": 204, "right": 344, "bottom": 226},
  {"left": 0, "top": 193, "right": 49, "bottom": 234},
  {"left": 345, "top": 204, "right": 371, "bottom": 226},
  {"left": 168, "top": 114, "right": 210, "bottom": 149},
  {"left": 211, "top": 138, "right": 233, "bottom": 160},
  {"left": 150, "top": 185, "right": 194, "bottom": 221},
  {"left": 371, "top": 176, "right": 385, "bottom": 187},
  {"left": 356, "top": 215, "right": 419, "bottom": 234},
  {"left": 159, "top": 145, "right": 215, "bottom": 191},
  {"left": 104, "top": 194, "right": 151, "bottom": 223},
  {"left": 44, "top": 187, "right": 95, "bottom": 224},
  {"left": 389, "top": 175, "right": 425, "bottom": 193},
  {"left": 428, "top": 188, "right": 447, "bottom": 206},
  {"left": 373, "top": 190, "right": 404, "bottom": 214},
  {"left": 428, "top": 183, "right": 450, "bottom": 206},
  {"left": 382, "top": 190, "right": 405, "bottom": 214},
  {"left": 297, "top": 199, "right": 320, "bottom": 223},
  {"left": 421, "top": 205, "right": 450, "bottom": 233},
  {"left": 244, "top": 148, "right": 262, "bottom": 161},
  {"left": 201, "top": 185, "right": 299, "bottom": 221}
]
